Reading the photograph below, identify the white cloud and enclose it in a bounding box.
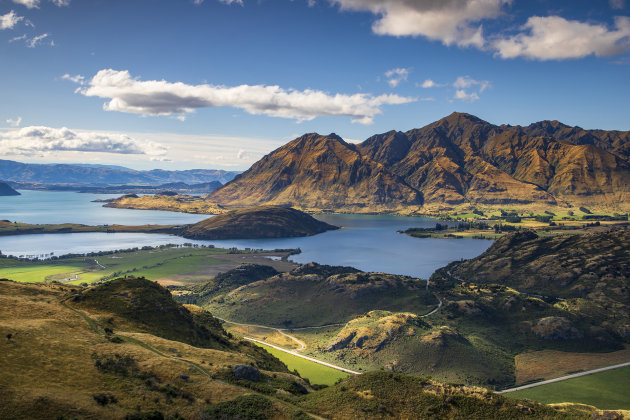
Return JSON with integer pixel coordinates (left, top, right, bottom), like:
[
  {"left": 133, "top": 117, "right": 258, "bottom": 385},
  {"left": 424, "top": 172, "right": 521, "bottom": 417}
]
[
  {"left": 420, "top": 79, "right": 444, "bottom": 88},
  {"left": 9, "top": 34, "right": 27, "bottom": 42},
  {"left": 493, "top": 16, "right": 630, "bottom": 60},
  {"left": 6, "top": 117, "right": 22, "bottom": 127},
  {"left": 307, "top": 0, "right": 317, "bottom": 6},
  {"left": 193, "top": 0, "right": 204, "bottom": 4},
  {"left": 71, "top": 69, "right": 416, "bottom": 125},
  {"left": 1, "top": 11, "right": 23, "bottom": 30},
  {"left": 330, "top": 0, "right": 510, "bottom": 48},
  {"left": 610, "top": 0, "right": 625, "bottom": 9},
  {"left": 453, "top": 75, "right": 490, "bottom": 92},
  {"left": 454, "top": 89, "right": 479, "bottom": 102},
  {"left": 27, "top": 33, "right": 49, "bottom": 48},
  {"left": 384, "top": 67, "right": 409, "bottom": 87},
  {"left": 218, "top": 0, "right": 243, "bottom": 5},
  {"left": 11, "top": 0, "right": 69, "bottom": 7},
  {"left": 61, "top": 73, "right": 85, "bottom": 84},
  {"left": 12, "top": 0, "right": 40, "bottom": 8},
  {"left": 0, "top": 126, "right": 167, "bottom": 156}
]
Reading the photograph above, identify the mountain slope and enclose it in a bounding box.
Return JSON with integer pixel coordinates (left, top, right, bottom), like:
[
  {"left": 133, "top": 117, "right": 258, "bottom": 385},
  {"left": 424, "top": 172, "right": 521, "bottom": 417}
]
[
  {"left": 208, "top": 113, "right": 630, "bottom": 212},
  {"left": 209, "top": 133, "right": 422, "bottom": 212}
]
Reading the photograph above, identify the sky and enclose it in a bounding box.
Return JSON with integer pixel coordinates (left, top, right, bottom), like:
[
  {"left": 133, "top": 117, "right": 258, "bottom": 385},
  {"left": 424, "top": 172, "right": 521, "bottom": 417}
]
[{"left": 1, "top": 0, "right": 629, "bottom": 170}]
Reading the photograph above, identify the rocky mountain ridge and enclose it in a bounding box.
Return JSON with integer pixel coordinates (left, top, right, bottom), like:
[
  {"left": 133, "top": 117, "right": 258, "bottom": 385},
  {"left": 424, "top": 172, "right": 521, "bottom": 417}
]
[{"left": 209, "top": 113, "right": 630, "bottom": 212}]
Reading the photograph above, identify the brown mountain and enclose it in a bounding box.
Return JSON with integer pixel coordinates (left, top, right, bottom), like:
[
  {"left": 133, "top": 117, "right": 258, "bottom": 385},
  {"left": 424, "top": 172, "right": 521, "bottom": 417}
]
[{"left": 209, "top": 113, "right": 630, "bottom": 212}]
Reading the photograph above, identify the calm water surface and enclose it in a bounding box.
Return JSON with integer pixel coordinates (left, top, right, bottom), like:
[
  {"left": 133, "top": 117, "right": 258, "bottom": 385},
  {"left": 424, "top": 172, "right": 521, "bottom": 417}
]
[{"left": 0, "top": 191, "right": 492, "bottom": 278}]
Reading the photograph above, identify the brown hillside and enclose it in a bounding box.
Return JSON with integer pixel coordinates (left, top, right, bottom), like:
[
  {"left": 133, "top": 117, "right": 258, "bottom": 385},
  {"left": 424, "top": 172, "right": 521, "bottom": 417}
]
[{"left": 208, "top": 113, "right": 630, "bottom": 212}]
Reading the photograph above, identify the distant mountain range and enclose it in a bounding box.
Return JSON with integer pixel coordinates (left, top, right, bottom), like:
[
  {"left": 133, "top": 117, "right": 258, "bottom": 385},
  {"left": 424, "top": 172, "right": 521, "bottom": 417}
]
[
  {"left": 209, "top": 112, "right": 630, "bottom": 212},
  {"left": 0, "top": 159, "right": 240, "bottom": 187}
]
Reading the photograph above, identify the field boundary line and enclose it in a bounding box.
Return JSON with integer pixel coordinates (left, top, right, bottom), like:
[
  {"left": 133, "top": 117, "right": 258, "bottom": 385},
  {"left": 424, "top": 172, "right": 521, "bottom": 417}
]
[{"left": 498, "top": 361, "right": 630, "bottom": 393}]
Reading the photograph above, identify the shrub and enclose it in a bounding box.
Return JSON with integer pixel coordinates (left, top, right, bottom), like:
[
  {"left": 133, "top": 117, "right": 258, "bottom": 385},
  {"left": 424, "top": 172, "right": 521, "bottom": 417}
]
[{"left": 93, "top": 393, "right": 117, "bottom": 406}]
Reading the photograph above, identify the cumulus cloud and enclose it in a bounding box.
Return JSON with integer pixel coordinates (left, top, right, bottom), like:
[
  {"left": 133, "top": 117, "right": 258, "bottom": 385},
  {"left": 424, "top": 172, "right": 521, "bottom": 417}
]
[
  {"left": 454, "top": 89, "right": 480, "bottom": 102},
  {"left": 1, "top": 10, "right": 23, "bottom": 30},
  {"left": 51, "top": 0, "right": 70, "bottom": 6},
  {"left": 69, "top": 69, "right": 416, "bottom": 125},
  {"left": 218, "top": 0, "right": 243, "bottom": 4},
  {"left": 453, "top": 75, "right": 490, "bottom": 92},
  {"left": 6, "top": 117, "right": 22, "bottom": 127},
  {"left": 330, "top": 0, "right": 510, "bottom": 48},
  {"left": 493, "top": 16, "right": 630, "bottom": 60},
  {"left": 0, "top": 126, "right": 167, "bottom": 156},
  {"left": 12, "top": 0, "right": 40, "bottom": 8},
  {"left": 452, "top": 76, "right": 489, "bottom": 101},
  {"left": 420, "top": 79, "right": 443, "bottom": 88},
  {"left": 384, "top": 67, "right": 409, "bottom": 87}
]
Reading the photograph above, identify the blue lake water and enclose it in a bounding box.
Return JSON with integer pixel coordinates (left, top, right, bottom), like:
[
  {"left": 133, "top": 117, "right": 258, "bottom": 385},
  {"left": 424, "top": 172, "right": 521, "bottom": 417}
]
[{"left": 0, "top": 190, "right": 492, "bottom": 278}]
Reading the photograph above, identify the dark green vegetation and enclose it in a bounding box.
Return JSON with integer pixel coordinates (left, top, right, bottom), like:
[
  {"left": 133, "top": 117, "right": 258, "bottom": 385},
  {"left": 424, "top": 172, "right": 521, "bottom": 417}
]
[
  {"left": 183, "top": 206, "right": 338, "bottom": 239},
  {"left": 0, "top": 181, "right": 20, "bottom": 196},
  {"left": 508, "top": 366, "right": 630, "bottom": 410},
  {"left": 208, "top": 113, "right": 630, "bottom": 213},
  {"left": 298, "top": 371, "right": 596, "bottom": 419},
  {"left": 3, "top": 277, "right": 610, "bottom": 419},
  {"left": 188, "top": 263, "right": 438, "bottom": 328}
]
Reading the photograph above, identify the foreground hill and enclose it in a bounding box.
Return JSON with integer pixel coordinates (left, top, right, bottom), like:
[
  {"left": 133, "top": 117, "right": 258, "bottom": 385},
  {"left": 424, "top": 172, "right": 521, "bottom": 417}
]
[
  {"left": 183, "top": 206, "right": 338, "bottom": 239},
  {"left": 0, "top": 278, "right": 606, "bottom": 419},
  {"left": 208, "top": 113, "right": 630, "bottom": 213},
  {"left": 0, "top": 181, "right": 20, "bottom": 196}
]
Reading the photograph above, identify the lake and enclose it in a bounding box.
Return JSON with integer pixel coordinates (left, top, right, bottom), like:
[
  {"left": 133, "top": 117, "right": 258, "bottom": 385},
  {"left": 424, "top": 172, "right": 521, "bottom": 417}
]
[{"left": 0, "top": 190, "right": 492, "bottom": 278}]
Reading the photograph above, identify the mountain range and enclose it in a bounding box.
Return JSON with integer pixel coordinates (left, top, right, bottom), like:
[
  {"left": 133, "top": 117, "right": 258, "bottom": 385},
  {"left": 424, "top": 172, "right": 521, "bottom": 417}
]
[
  {"left": 208, "top": 113, "right": 630, "bottom": 213},
  {"left": 0, "top": 159, "right": 239, "bottom": 187}
]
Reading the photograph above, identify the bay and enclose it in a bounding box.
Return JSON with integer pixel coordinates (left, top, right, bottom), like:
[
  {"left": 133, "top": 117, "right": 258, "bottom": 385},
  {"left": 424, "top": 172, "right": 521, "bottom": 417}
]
[{"left": 0, "top": 191, "right": 492, "bottom": 278}]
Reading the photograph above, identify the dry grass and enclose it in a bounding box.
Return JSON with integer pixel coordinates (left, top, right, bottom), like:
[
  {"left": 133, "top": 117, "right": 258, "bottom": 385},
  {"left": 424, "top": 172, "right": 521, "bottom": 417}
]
[
  {"left": 515, "top": 347, "right": 630, "bottom": 385},
  {"left": 0, "top": 281, "right": 299, "bottom": 419}
]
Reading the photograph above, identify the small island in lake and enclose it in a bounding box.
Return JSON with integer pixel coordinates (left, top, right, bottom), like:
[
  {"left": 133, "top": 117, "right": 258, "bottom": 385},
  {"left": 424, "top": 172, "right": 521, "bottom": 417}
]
[{"left": 183, "top": 205, "right": 339, "bottom": 239}]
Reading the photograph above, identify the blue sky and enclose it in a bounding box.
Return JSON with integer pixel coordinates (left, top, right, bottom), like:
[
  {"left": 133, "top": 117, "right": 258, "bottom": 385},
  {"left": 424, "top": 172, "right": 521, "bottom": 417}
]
[{"left": 1, "top": 0, "right": 629, "bottom": 170}]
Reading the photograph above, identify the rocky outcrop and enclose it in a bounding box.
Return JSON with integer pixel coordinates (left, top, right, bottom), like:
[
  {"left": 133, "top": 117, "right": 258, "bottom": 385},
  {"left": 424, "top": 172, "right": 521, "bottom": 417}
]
[{"left": 532, "top": 317, "right": 583, "bottom": 340}]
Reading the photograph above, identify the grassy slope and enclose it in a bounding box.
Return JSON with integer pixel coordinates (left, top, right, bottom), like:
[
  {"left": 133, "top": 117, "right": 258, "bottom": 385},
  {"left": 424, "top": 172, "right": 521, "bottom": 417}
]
[
  {"left": 0, "top": 279, "right": 620, "bottom": 419},
  {"left": 508, "top": 366, "right": 630, "bottom": 410},
  {"left": 0, "top": 281, "right": 299, "bottom": 419},
  {"left": 204, "top": 267, "right": 438, "bottom": 328}
]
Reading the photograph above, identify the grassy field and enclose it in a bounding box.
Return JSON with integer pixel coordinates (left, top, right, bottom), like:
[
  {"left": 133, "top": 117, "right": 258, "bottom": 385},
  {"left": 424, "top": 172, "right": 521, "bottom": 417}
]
[
  {"left": 0, "top": 246, "right": 227, "bottom": 285},
  {"left": 508, "top": 366, "right": 630, "bottom": 410},
  {"left": 253, "top": 343, "right": 349, "bottom": 386}
]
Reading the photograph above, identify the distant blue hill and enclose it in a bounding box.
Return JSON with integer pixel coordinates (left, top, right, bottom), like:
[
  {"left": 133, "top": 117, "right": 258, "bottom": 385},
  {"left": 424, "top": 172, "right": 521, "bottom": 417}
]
[{"left": 0, "top": 159, "right": 240, "bottom": 186}]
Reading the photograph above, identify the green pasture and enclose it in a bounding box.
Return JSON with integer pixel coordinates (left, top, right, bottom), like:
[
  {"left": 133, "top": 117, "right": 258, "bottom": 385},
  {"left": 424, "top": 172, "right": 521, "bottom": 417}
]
[
  {"left": 254, "top": 343, "right": 350, "bottom": 386},
  {"left": 507, "top": 366, "right": 630, "bottom": 410},
  {"left": 0, "top": 247, "right": 228, "bottom": 285}
]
